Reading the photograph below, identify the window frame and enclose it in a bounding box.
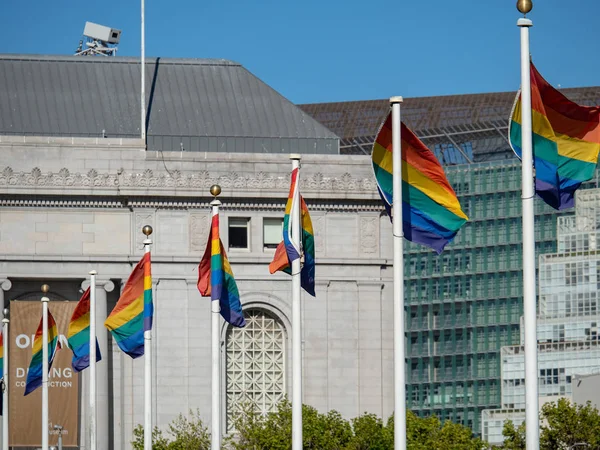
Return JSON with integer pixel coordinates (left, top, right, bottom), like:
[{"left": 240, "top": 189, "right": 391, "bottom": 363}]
[{"left": 228, "top": 217, "right": 251, "bottom": 251}]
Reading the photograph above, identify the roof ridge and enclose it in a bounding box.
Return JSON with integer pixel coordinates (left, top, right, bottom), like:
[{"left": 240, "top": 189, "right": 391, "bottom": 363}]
[
  {"left": 0, "top": 53, "right": 241, "bottom": 66},
  {"left": 299, "top": 85, "right": 600, "bottom": 107}
]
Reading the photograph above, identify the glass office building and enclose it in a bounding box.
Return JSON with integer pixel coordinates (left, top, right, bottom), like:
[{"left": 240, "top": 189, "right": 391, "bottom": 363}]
[
  {"left": 301, "top": 86, "right": 600, "bottom": 434},
  {"left": 481, "top": 188, "right": 600, "bottom": 445},
  {"left": 403, "top": 160, "right": 564, "bottom": 432}
]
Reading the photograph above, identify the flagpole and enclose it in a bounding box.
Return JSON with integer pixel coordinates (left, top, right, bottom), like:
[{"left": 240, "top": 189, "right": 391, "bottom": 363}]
[
  {"left": 390, "top": 97, "right": 406, "bottom": 450},
  {"left": 290, "top": 154, "right": 302, "bottom": 450},
  {"left": 517, "top": 1, "right": 539, "bottom": 448},
  {"left": 140, "top": 0, "right": 146, "bottom": 143},
  {"left": 2, "top": 308, "right": 9, "bottom": 450},
  {"left": 209, "top": 185, "right": 223, "bottom": 450},
  {"left": 89, "top": 271, "right": 97, "bottom": 450},
  {"left": 41, "top": 284, "right": 50, "bottom": 450},
  {"left": 142, "top": 226, "right": 153, "bottom": 450}
]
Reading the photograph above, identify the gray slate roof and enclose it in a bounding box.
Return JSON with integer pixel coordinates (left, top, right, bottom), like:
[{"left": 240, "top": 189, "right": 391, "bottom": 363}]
[{"left": 0, "top": 54, "right": 339, "bottom": 154}]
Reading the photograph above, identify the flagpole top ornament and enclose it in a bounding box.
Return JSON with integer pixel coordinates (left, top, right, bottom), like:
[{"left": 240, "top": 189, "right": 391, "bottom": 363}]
[
  {"left": 210, "top": 184, "right": 221, "bottom": 197},
  {"left": 389, "top": 96, "right": 404, "bottom": 104},
  {"left": 517, "top": 0, "right": 532, "bottom": 15},
  {"left": 41, "top": 284, "right": 49, "bottom": 294},
  {"left": 3, "top": 308, "right": 9, "bottom": 320},
  {"left": 142, "top": 225, "right": 153, "bottom": 236}
]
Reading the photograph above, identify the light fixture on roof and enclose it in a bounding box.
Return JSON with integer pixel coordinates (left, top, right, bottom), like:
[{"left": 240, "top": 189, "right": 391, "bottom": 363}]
[{"left": 75, "top": 22, "right": 121, "bottom": 57}]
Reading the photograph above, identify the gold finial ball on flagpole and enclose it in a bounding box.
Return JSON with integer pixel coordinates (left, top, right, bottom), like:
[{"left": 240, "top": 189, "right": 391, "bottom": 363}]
[
  {"left": 41, "top": 284, "right": 50, "bottom": 294},
  {"left": 142, "top": 225, "right": 153, "bottom": 236},
  {"left": 210, "top": 184, "right": 222, "bottom": 197},
  {"left": 517, "top": 0, "right": 533, "bottom": 14}
]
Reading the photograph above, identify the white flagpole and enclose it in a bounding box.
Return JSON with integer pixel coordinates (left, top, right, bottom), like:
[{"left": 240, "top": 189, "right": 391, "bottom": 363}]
[
  {"left": 2, "top": 308, "right": 9, "bottom": 450},
  {"left": 390, "top": 97, "right": 406, "bottom": 450},
  {"left": 89, "top": 271, "right": 97, "bottom": 450},
  {"left": 290, "top": 154, "right": 302, "bottom": 450},
  {"left": 141, "top": 0, "right": 146, "bottom": 143},
  {"left": 41, "top": 284, "right": 50, "bottom": 450},
  {"left": 142, "top": 227, "right": 153, "bottom": 450},
  {"left": 210, "top": 187, "right": 222, "bottom": 450},
  {"left": 517, "top": 2, "right": 539, "bottom": 448}
]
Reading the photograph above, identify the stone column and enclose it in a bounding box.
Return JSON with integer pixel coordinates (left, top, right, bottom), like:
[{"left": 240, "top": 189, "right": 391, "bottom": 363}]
[
  {"left": 0, "top": 279, "right": 12, "bottom": 448},
  {"left": 81, "top": 278, "right": 114, "bottom": 450}
]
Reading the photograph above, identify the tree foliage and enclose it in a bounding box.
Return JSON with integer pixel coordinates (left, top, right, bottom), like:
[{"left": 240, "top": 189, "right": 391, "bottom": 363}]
[
  {"left": 497, "top": 398, "right": 600, "bottom": 450},
  {"left": 403, "top": 411, "right": 486, "bottom": 450},
  {"left": 131, "top": 400, "right": 484, "bottom": 449},
  {"left": 132, "top": 409, "right": 210, "bottom": 450},
  {"left": 540, "top": 398, "right": 600, "bottom": 450},
  {"left": 498, "top": 420, "right": 526, "bottom": 450},
  {"left": 227, "top": 399, "right": 483, "bottom": 450}
]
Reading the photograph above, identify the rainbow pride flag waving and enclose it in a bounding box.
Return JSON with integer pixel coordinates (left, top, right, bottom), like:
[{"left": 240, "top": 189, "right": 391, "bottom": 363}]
[
  {"left": 105, "top": 253, "right": 153, "bottom": 358},
  {"left": 372, "top": 112, "right": 468, "bottom": 254},
  {"left": 24, "top": 309, "right": 61, "bottom": 396},
  {"left": 509, "top": 64, "right": 600, "bottom": 210},
  {"left": 269, "top": 168, "right": 316, "bottom": 296},
  {"left": 0, "top": 329, "right": 3, "bottom": 414},
  {"left": 0, "top": 329, "right": 4, "bottom": 380},
  {"left": 198, "top": 212, "right": 245, "bottom": 327},
  {"left": 67, "top": 287, "right": 102, "bottom": 372}
]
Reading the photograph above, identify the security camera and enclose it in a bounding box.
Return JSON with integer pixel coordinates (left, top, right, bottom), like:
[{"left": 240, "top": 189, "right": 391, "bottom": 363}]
[{"left": 83, "top": 22, "right": 121, "bottom": 44}]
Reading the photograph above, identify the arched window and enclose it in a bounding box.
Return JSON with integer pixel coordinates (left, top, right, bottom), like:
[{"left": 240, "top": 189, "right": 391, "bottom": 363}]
[{"left": 225, "top": 308, "right": 286, "bottom": 431}]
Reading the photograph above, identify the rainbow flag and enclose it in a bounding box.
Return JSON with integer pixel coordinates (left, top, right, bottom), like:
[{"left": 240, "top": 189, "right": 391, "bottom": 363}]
[
  {"left": 509, "top": 64, "right": 600, "bottom": 210},
  {"left": 0, "top": 329, "right": 3, "bottom": 415},
  {"left": 372, "top": 112, "right": 468, "bottom": 254},
  {"left": 67, "top": 287, "right": 102, "bottom": 372},
  {"left": 269, "top": 168, "right": 316, "bottom": 296},
  {"left": 198, "top": 212, "right": 245, "bottom": 327},
  {"left": 105, "top": 253, "right": 153, "bottom": 358},
  {"left": 0, "top": 329, "right": 3, "bottom": 379},
  {"left": 24, "top": 309, "right": 61, "bottom": 396}
]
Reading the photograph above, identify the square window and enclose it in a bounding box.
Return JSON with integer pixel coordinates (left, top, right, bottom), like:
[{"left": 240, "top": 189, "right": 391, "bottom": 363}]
[
  {"left": 263, "top": 218, "right": 283, "bottom": 249},
  {"left": 229, "top": 218, "right": 250, "bottom": 249}
]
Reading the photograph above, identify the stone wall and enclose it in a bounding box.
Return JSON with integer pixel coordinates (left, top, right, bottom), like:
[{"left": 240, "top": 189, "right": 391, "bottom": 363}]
[{"left": 0, "top": 137, "right": 395, "bottom": 449}]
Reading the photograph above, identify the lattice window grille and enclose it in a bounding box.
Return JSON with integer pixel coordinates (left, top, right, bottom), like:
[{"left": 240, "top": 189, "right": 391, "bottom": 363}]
[{"left": 225, "top": 309, "right": 286, "bottom": 432}]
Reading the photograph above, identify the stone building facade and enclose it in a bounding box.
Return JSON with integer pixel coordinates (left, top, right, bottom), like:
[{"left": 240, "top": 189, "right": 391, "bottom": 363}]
[{"left": 0, "top": 136, "right": 394, "bottom": 449}]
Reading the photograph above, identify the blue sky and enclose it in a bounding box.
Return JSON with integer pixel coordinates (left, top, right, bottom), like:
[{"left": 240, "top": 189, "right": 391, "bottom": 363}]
[{"left": 1, "top": 0, "right": 598, "bottom": 104}]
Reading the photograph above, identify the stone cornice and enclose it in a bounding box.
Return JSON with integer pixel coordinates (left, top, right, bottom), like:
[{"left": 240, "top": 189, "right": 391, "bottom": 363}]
[
  {"left": 0, "top": 166, "right": 378, "bottom": 195},
  {"left": 0, "top": 197, "right": 384, "bottom": 212},
  {"left": 0, "top": 166, "right": 384, "bottom": 210}
]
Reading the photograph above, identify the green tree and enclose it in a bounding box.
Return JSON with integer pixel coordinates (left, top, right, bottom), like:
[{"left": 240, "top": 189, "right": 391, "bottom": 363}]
[
  {"left": 167, "top": 409, "right": 211, "bottom": 450},
  {"left": 132, "top": 410, "right": 210, "bottom": 450},
  {"left": 385, "top": 411, "right": 485, "bottom": 450},
  {"left": 226, "top": 399, "right": 353, "bottom": 450},
  {"left": 132, "top": 425, "right": 170, "bottom": 450},
  {"left": 499, "top": 420, "right": 526, "bottom": 450},
  {"left": 540, "top": 398, "right": 600, "bottom": 450},
  {"left": 346, "top": 412, "right": 393, "bottom": 450}
]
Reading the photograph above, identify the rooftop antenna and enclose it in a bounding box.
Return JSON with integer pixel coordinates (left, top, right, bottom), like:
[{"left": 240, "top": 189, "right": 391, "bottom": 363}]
[{"left": 75, "top": 22, "right": 121, "bottom": 56}]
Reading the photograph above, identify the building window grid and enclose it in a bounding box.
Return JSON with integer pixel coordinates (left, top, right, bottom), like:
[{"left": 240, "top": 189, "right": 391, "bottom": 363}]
[
  {"left": 226, "top": 310, "right": 286, "bottom": 432},
  {"left": 401, "top": 166, "right": 600, "bottom": 435}
]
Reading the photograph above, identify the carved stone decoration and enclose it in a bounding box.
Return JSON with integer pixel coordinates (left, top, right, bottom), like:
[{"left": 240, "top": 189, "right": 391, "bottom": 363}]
[
  {"left": 247, "top": 172, "right": 276, "bottom": 189},
  {"left": 134, "top": 211, "right": 155, "bottom": 254},
  {"left": 0, "top": 166, "right": 379, "bottom": 193},
  {"left": 312, "top": 214, "right": 325, "bottom": 255},
  {"left": 270, "top": 176, "right": 283, "bottom": 190},
  {"left": 233, "top": 173, "right": 247, "bottom": 189},
  {"left": 190, "top": 212, "right": 210, "bottom": 253},
  {"left": 360, "top": 216, "right": 379, "bottom": 254}
]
